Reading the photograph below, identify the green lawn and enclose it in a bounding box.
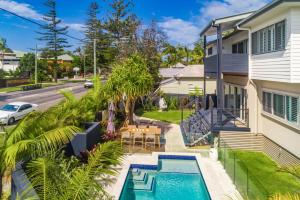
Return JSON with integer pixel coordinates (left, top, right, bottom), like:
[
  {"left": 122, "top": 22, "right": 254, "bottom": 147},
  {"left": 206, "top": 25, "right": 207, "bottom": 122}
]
[
  {"left": 136, "top": 109, "right": 192, "bottom": 124},
  {"left": 219, "top": 149, "right": 300, "bottom": 199}
]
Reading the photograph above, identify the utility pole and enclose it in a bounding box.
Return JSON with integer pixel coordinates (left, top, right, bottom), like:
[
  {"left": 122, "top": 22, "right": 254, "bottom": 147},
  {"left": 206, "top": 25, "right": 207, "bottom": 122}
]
[
  {"left": 83, "top": 53, "right": 86, "bottom": 79},
  {"left": 93, "top": 38, "right": 96, "bottom": 77},
  {"left": 35, "top": 44, "right": 38, "bottom": 84}
]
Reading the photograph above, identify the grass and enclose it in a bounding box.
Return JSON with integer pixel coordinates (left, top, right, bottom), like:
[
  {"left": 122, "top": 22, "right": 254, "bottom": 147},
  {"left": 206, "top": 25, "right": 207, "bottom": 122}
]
[
  {"left": 0, "top": 133, "right": 5, "bottom": 147},
  {"left": 0, "top": 82, "right": 63, "bottom": 93},
  {"left": 219, "top": 149, "right": 300, "bottom": 199},
  {"left": 136, "top": 109, "right": 192, "bottom": 124}
]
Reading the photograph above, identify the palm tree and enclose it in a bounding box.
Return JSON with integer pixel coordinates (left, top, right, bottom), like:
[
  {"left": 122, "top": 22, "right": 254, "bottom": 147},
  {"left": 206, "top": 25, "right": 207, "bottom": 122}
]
[{"left": 22, "top": 141, "right": 123, "bottom": 200}]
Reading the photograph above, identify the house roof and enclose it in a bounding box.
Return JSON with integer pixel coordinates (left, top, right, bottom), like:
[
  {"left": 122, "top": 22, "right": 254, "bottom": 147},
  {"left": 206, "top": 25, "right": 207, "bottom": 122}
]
[
  {"left": 176, "top": 65, "right": 204, "bottom": 78},
  {"left": 57, "top": 54, "right": 73, "bottom": 61},
  {"left": 237, "top": 0, "right": 298, "bottom": 27},
  {"left": 200, "top": 11, "right": 253, "bottom": 37},
  {"left": 159, "top": 67, "right": 184, "bottom": 78},
  {"left": 159, "top": 64, "right": 204, "bottom": 79}
]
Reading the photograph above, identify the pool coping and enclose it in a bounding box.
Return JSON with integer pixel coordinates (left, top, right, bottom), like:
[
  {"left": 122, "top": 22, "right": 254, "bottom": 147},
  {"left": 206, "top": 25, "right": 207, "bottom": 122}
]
[{"left": 113, "top": 152, "right": 213, "bottom": 200}]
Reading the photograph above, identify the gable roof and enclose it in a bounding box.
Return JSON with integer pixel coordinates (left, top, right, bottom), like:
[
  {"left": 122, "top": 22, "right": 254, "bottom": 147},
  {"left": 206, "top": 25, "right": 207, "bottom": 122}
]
[
  {"left": 200, "top": 11, "right": 253, "bottom": 36},
  {"left": 237, "top": 0, "right": 299, "bottom": 27}
]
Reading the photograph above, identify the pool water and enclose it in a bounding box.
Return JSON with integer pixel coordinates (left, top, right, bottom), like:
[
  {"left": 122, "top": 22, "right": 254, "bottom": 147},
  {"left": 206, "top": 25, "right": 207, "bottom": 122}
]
[{"left": 120, "top": 156, "right": 211, "bottom": 200}]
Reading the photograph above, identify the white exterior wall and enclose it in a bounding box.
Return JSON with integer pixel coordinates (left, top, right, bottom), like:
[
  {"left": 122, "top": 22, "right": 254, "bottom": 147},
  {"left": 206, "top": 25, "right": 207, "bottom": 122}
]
[
  {"left": 250, "top": 9, "right": 292, "bottom": 82},
  {"left": 0, "top": 61, "right": 19, "bottom": 72},
  {"left": 255, "top": 80, "right": 300, "bottom": 158},
  {"left": 290, "top": 7, "right": 300, "bottom": 82},
  {"left": 160, "top": 78, "right": 216, "bottom": 95}
]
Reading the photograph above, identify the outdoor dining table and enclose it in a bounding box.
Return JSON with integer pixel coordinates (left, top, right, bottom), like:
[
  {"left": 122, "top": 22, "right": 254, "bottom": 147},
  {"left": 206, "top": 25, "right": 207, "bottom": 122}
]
[{"left": 121, "top": 125, "right": 162, "bottom": 147}]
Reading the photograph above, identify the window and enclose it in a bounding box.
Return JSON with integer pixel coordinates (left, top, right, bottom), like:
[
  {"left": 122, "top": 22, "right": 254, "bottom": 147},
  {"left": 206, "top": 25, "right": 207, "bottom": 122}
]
[
  {"left": 207, "top": 47, "right": 213, "bottom": 56},
  {"left": 262, "top": 90, "right": 299, "bottom": 126},
  {"left": 252, "top": 20, "right": 286, "bottom": 54},
  {"left": 286, "top": 96, "right": 298, "bottom": 123},
  {"left": 263, "top": 92, "right": 272, "bottom": 113},
  {"left": 273, "top": 94, "right": 285, "bottom": 118},
  {"left": 232, "top": 40, "right": 248, "bottom": 54}
]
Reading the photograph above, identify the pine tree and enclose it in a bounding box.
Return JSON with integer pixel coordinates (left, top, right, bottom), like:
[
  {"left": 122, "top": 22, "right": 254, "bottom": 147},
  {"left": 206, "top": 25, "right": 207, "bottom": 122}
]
[
  {"left": 38, "top": 0, "right": 69, "bottom": 82},
  {"left": 84, "top": 1, "right": 115, "bottom": 75},
  {"left": 106, "top": 0, "right": 140, "bottom": 59}
]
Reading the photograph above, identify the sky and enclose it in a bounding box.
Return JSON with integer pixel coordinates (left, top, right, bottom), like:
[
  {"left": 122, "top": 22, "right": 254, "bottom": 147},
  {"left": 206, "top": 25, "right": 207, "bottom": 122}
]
[{"left": 0, "top": 0, "right": 272, "bottom": 52}]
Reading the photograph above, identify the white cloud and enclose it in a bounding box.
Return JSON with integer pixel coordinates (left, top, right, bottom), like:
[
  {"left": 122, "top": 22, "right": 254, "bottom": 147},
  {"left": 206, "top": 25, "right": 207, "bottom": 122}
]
[
  {"left": 63, "top": 23, "right": 85, "bottom": 32},
  {"left": 198, "top": 0, "right": 270, "bottom": 22},
  {"left": 0, "top": 0, "right": 84, "bottom": 32},
  {"left": 158, "top": 17, "right": 200, "bottom": 46},
  {"left": 0, "top": 0, "right": 43, "bottom": 20},
  {"left": 159, "top": 0, "right": 270, "bottom": 46}
]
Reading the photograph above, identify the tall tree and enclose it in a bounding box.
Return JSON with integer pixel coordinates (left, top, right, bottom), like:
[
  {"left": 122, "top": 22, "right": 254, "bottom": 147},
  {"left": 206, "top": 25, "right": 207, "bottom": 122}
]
[
  {"left": 139, "top": 21, "right": 167, "bottom": 84},
  {"left": 190, "top": 40, "right": 204, "bottom": 64},
  {"left": 38, "top": 0, "right": 69, "bottom": 82},
  {"left": 85, "top": 2, "right": 116, "bottom": 75},
  {"left": 0, "top": 38, "right": 12, "bottom": 53},
  {"left": 106, "top": 0, "right": 139, "bottom": 59}
]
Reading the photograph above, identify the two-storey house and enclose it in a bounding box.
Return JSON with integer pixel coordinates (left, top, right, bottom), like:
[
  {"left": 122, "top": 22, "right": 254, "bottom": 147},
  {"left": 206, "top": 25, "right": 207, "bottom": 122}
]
[{"left": 200, "top": 0, "right": 300, "bottom": 165}]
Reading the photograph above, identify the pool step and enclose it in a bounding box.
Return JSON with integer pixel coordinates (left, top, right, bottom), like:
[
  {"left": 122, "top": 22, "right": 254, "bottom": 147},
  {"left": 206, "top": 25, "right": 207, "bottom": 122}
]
[
  {"left": 128, "top": 176, "right": 156, "bottom": 192},
  {"left": 129, "top": 171, "right": 148, "bottom": 182}
]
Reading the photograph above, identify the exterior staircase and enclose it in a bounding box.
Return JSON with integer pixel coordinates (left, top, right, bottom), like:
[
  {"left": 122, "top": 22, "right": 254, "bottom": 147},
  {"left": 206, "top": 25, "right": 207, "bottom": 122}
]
[{"left": 220, "top": 131, "right": 263, "bottom": 151}]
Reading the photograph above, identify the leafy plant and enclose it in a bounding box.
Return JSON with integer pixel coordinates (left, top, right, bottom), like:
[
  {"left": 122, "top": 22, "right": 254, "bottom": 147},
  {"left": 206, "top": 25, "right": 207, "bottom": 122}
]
[{"left": 23, "top": 141, "right": 123, "bottom": 200}]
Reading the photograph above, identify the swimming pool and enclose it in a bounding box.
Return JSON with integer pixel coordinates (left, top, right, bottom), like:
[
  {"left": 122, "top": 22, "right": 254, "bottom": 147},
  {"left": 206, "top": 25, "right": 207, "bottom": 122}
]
[{"left": 119, "top": 155, "right": 211, "bottom": 200}]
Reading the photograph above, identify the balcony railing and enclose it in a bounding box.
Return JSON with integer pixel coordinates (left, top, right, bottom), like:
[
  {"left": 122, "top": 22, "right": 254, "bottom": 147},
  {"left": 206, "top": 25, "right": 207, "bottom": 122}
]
[
  {"left": 209, "top": 108, "right": 250, "bottom": 131},
  {"left": 204, "top": 54, "right": 249, "bottom": 75}
]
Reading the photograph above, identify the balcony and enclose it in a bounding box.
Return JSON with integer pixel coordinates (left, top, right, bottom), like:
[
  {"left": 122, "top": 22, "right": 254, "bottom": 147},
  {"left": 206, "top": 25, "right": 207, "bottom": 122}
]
[{"left": 204, "top": 54, "right": 249, "bottom": 75}]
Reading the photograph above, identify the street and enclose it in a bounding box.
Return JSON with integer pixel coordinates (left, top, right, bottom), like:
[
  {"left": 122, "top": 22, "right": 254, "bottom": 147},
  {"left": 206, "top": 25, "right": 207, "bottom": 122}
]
[{"left": 0, "top": 82, "right": 88, "bottom": 111}]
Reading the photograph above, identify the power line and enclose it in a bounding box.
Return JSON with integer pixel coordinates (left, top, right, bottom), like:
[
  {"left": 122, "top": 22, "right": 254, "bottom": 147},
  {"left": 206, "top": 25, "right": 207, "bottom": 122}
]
[{"left": 0, "top": 7, "right": 84, "bottom": 42}]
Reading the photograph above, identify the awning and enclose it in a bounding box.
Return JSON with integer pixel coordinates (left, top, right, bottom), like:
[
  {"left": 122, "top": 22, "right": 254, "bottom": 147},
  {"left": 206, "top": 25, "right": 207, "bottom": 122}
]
[{"left": 200, "top": 11, "right": 253, "bottom": 37}]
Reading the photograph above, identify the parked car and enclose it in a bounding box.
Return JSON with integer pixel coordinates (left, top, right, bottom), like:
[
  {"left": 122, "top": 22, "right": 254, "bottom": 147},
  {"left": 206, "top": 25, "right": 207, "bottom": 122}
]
[
  {"left": 0, "top": 102, "right": 38, "bottom": 125},
  {"left": 84, "top": 80, "right": 94, "bottom": 88}
]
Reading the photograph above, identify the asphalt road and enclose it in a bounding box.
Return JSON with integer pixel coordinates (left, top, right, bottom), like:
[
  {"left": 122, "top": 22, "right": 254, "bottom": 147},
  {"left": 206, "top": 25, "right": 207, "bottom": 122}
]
[{"left": 0, "top": 82, "right": 88, "bottom": 111}]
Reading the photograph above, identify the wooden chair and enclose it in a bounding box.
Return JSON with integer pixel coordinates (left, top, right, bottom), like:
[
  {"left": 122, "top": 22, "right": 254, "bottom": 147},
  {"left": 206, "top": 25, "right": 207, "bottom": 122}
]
[
  {"left": 133, "top": 129, "right": 144, "bottom": 147},
  {"left": 145, "top": 133, "right": 156, "bottom": 149},
  {"left": 121, "top": 131, "right": 132, "bottom": 146}
]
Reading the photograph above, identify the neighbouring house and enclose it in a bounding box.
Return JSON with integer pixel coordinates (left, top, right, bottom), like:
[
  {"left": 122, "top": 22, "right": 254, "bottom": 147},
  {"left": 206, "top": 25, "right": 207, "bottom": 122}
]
[
  {"left": 48, "top": 54, "right": 74, "bottom": 64},
  {"left": 0, "top": 52, "right": 20, "bottom": 72},
  {"left": 200, "top": 0, "right": 300, "bottom": 165},
  {"left": 159, "top": 63, "right": 216, "bottom": 96}
]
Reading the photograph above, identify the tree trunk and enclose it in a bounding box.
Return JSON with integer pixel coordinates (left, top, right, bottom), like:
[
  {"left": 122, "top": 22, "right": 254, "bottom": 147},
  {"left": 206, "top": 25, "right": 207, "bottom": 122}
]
[
  {"left": 125, "top": 98, "right": 135, "bottom": 125},
  {"left": 0, "top": 172, "right": 3, "bottom": 199}
]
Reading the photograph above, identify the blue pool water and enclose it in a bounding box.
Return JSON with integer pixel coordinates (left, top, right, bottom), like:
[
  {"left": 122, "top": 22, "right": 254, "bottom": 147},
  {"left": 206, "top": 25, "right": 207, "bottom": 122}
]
[{"left": 120, "top": 156, "right": 211, "bottom": 200}]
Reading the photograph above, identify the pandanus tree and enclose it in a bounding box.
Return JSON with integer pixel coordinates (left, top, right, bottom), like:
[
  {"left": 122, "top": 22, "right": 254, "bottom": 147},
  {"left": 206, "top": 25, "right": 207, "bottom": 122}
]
[{"left": 106, "top": 54, "right": 153, "bottom": 124}]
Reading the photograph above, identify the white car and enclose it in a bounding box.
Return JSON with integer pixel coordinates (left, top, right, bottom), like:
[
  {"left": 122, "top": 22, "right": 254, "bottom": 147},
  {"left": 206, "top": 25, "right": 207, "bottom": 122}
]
[
  {"left": 0, "top": 102, "right": 38, "bottom": 125},
  {"left": 84, "top": 80, "right": 93, "bottom": 88}
]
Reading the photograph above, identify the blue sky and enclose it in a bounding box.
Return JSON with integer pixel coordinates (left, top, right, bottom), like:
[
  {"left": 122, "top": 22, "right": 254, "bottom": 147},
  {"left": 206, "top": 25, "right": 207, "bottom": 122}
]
[{"left": 0, "top": 0, "right": 271, "bottom": 52}]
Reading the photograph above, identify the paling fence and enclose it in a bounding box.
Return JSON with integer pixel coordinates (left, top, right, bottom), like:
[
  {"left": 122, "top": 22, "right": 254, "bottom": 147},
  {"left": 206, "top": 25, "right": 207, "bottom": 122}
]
[{"left": 218, "top": 140, "right": 270, "bottom": 200}]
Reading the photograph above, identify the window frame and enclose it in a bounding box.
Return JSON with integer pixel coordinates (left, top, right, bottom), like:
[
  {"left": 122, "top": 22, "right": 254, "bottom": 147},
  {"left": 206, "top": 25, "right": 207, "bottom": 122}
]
[
  {"left": 262, "top": 89, "right": 300, "bottom": 127},
  {"left": 252, "top": 20, "right": 286, "bottom": 55}
]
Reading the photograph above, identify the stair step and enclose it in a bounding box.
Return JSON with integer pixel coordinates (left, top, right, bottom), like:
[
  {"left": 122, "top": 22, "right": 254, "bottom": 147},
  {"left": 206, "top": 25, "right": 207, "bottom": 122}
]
[
  {"left": 129, "top": 171, "right": 148, "bottom": 182},
  {"left": 128, "top": 176, "right": 155, "bottom": 191}
]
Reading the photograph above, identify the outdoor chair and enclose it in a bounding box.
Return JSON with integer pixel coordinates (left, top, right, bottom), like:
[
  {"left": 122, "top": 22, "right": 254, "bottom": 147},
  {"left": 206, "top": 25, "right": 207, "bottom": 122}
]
[
  {"left": 133, "top": 129, "right": 144, "bottom": 147},
  {"left": 145, "top": 133, "right": 156, "bottom": 148},
  {"left": 121, "top": 131, "right": 132, "bottom": 146}
]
